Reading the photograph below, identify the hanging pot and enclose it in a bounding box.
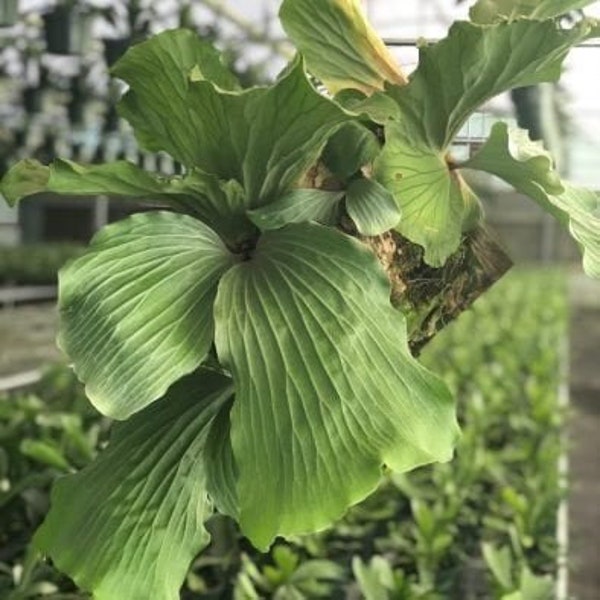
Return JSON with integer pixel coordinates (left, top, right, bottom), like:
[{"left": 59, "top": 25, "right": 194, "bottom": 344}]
[
  {"left": 14, "top": 127, "right": 27, "bottom": 148},
  {"left": 22, "top": 86, "right": 42, "bottom": 115},
  {"left": 67, "top": 76, "right": 85, "bottom": 124},
  {"left": 102, "top": 104, "right": 120, "bottom": 133},
  {"left": 103, "top": 37, "right": 131, "bottom": 67},
  {"left": 0, "top": 0, "right": 18, "bottom": 27},
  {"left": 43, "top": 6, "right": 92, "bottom": 55},
  {"left": 67, "top": 95, "right": 85, "bottom": 124}
]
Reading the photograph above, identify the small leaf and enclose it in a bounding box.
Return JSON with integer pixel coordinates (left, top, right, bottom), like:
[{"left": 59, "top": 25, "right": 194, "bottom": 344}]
[
  {"left": 345, "top": 178, "right": 400, "bottom": 236},
  {"left": 463, "top": 122, "right": 600, "bottom": 278},
  {"left": 412, "top": 500, "right": 436, "bottom": 540},
  {"left": 519, "top": 566, "right": 554, "bottom": 600},
  {"left": 335, "top": 89, "right": 401, "bottom": 124},
  {"left": 470, "top": 0, "right": 597, "bottom": 24},
  {"left": 34, "top": 370, "right": 234, "bottom": 600},
  {"left": 482, "top": 543, "right": 514, "bottom": 590},
  {"left": 273, "top": 545, "right": 300, "bottom": 575},
  {"left": 322, "top": 122, "right": 381, "bottom": 179},
  {"left": 58, "top": 211, "right": 236, "bottom": 419},
  {"left": 247, "top": 189, "right": 344, "bottom": 230},
  {"left": 214, "top": 223, "right": 458, "bottom": 549},
  {"left": 292, "top": 560, "right": 345, "bottom": 585},
  {"left": 20, "top": 439, "right": 70, "bottom": 472},
  {"left": 352, "top": 556, "right": 396, "bottom": 599},
  {"left": 169, "top": 174, "right": 256, "bottom": 247},
  {"left": 279, "top": 0, "right": 406, "bottom": 95}
]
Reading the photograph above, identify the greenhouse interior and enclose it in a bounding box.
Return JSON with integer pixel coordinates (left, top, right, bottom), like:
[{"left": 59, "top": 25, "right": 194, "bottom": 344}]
[{"left": 0, "top": 0, "right": 599, "bottom": 599}]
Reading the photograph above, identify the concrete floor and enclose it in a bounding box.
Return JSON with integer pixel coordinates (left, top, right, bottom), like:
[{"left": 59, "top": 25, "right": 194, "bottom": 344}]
[
  {"left": 568, "top": 275, "right": 600, "bottom": 600},
  {"left": 0, "top": 303, "right": 62, "bottom": 376}
]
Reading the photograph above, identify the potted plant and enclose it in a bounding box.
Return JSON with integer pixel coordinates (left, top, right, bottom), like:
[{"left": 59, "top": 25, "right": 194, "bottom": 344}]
[{"left": 1, "top": 1, "right": 598, "bottom": 599}]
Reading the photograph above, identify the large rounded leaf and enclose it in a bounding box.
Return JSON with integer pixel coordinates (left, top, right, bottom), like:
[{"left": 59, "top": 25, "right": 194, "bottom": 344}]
[
  {"left": 214, "top": 223, "right": 459, "bottom": 548},
  {"left": 58, "top": 211, "right": 236, "bottom": 419},
  {"left": 34, "top": 370, "right": 234, "bottom": 600}
]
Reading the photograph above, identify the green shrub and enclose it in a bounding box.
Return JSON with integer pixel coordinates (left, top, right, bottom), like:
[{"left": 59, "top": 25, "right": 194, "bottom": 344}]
[{"left": 0, "top": 245, "right": 85, "bottom": 285}]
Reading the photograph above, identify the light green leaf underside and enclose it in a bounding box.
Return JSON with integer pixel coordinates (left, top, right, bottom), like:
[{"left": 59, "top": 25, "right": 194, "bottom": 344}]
[
  {"left": 279, "top": 0, "right": 406, "bottom": 95},
  {"left": 35, "top": 370, "right": 234, "bottom": 600},
  {"left": 112, "top": 28, "right": 239, "bottom": 165},
  {"left": 470, "top": 0, "right": 597, "bottom": 24},
  {"left": 387, "top": 18, "right": 595, "bottom": 150},
  {"left": 322, "top": 121, "right": 381, "bottom": 179},
  {"left": 58, "top": 211, "right": 235, "bottom": 419},
  {"left": 346, "top": 178, "right": 401, "bottom": 236},
  {"left": 0, "top": 158, "right": 254, "bottom": 246},
  {"left": 463, "top": 122, "right": 600, "bottom": 278},
  {"left": 374, "top": 122, "right": 469, "bottom": 266},
  {"left": 247, "top": 189, "right": 344, "bottom": 230},
  {"left": 551, "top": 185, "right": 600, "bottom": 279},
  {"left": 214, "top": 223, "right": 458, "bottom": 549},
  {"left": 463, "top": 122, "right": 564, "bottom": 214}
]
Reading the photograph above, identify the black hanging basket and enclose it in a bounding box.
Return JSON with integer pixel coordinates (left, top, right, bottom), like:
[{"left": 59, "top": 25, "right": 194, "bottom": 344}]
[
  {"left": 103, "top": 38, "right": 131, "bottom": 67},
  {"left": 43, "top": 6, "right": 91, "bottom": 55},
  {"left": 23, "top": 86, "right": 43, "bottom": 115},
  {"left": 0, "top": 0, "right": 18, "bottom": 27}
]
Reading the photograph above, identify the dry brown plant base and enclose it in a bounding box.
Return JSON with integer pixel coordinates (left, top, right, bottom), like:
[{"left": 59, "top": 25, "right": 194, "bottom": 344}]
[{"left": 341, "top": 219, "right": 513, "bottom": 356}]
